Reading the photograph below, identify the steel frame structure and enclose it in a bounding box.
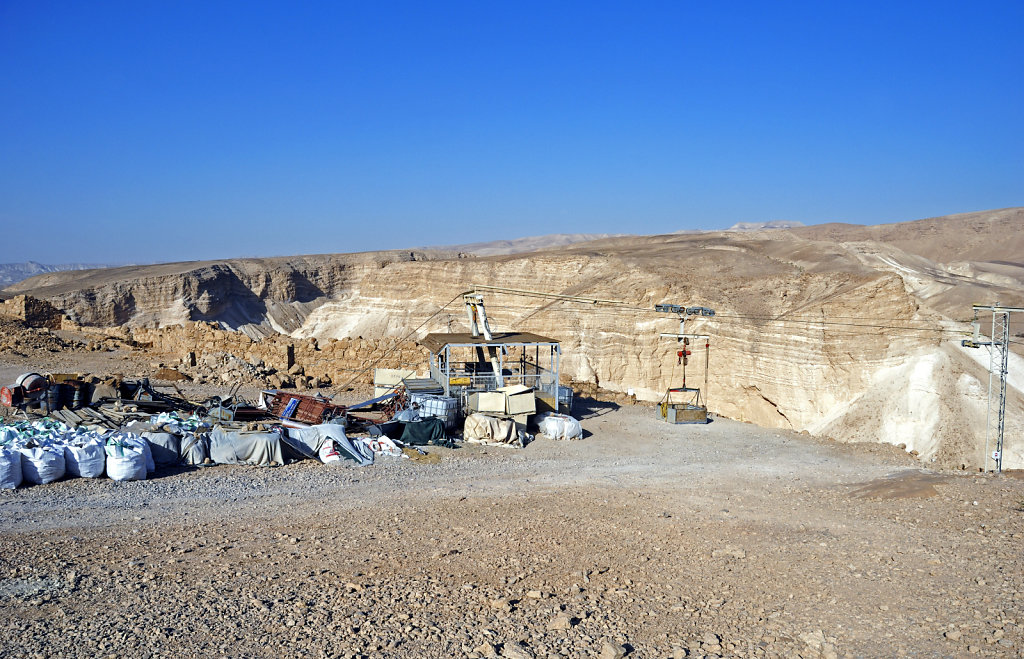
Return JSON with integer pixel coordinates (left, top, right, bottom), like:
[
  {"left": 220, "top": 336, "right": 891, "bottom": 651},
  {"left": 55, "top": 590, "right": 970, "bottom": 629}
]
[{"left": 967, "top": 304, "right": 1023, "bottom": 473}]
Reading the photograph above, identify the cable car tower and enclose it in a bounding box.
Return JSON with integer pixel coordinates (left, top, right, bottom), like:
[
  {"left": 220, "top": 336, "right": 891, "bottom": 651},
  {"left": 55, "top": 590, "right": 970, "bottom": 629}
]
[
  {"left": 963, "top": 302, "right": 1023, "bottom": 473},
  {"left": 656, "top": 304, "right": 715, "bottom": 424}
]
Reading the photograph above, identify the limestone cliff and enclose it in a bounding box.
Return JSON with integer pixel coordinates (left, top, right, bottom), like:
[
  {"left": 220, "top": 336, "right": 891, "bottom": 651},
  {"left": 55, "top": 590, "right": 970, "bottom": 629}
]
[{"left": 10, "top": 209, "right": 1024, "bottom": 470}]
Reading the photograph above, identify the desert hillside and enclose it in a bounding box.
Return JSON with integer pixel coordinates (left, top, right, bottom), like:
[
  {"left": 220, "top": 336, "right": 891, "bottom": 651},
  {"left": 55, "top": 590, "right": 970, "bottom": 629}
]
[{"left": 8, "top": 208, "right": 1024, "bottom": 469}]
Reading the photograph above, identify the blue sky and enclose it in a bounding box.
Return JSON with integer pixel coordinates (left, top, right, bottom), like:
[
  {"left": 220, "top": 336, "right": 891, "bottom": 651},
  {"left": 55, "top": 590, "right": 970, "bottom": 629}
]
[{"left": 1, "top": 1, "right": 1021, "bottom": 263}]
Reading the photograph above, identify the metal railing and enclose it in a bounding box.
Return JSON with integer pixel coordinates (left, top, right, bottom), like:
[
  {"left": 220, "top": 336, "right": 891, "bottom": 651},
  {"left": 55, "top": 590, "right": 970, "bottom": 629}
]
[{"left": 432, "top": 361, "right": 558, "bottom": 397}]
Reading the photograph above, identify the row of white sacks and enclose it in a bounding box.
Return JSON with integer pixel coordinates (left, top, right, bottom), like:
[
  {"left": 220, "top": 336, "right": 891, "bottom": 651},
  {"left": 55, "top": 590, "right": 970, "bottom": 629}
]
[
  {"left": 0, "top": 419, "right": 407, "bottom": 489},
  {"left": 0, "top": 431, "right": 155, "bottom": 488}
]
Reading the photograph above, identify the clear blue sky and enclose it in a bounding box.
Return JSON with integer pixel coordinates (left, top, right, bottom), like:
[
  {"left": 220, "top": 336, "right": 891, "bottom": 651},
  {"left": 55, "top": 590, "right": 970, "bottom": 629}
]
[{"left": 1, "top": 1, "right": 1021, "bottom": 263}]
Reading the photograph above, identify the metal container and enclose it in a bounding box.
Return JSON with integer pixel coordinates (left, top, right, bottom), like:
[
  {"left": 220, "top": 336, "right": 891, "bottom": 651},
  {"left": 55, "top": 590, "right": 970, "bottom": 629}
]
[
  {"left": 46, "top": 384, "right": 65, "bottom": 412},
  {"left": 1, "top": 386, "right": 24, "bottom": 408},
  {"left": 410, "top": 393, "right": 459, "bottom": 429},
  {"left": 663, "top": 403, "right": 707, "bottom": 424},
  {"left": 557, "top": 386, "right": 574, "bottom": 414},
  {"left": 68, "top": 381, "right": 85, "bottom": 409}
]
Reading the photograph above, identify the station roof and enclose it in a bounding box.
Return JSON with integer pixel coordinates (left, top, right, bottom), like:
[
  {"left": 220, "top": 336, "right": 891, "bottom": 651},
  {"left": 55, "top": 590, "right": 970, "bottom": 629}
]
[{"left": 419, "top": 332, "right": 560, "bottom": 353}]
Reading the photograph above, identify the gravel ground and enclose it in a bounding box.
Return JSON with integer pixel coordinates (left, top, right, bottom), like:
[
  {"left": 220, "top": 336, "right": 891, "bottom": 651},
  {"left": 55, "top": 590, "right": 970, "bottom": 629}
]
[
  {"left": 2, "top": 400, "right": 1023, "bottom": 658},
  {"left": 1, "top": 344, "right": 1023, "bottom": 658}
]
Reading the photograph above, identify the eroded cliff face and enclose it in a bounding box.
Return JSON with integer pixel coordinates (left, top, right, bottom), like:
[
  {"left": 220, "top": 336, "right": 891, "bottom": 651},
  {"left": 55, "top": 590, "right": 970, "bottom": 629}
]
[
  {"left": 10, "top": 212, "right": 1024, "bottom": 469},
  {"left": 5, "top": 251, "right": 445, "bottom": 330}
]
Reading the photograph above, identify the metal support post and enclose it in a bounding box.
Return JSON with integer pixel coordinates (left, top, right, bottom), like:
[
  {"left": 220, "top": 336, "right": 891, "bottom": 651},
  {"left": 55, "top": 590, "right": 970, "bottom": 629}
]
[{"left": 966, "top": 304, "right": 1022, "bottom": 473}]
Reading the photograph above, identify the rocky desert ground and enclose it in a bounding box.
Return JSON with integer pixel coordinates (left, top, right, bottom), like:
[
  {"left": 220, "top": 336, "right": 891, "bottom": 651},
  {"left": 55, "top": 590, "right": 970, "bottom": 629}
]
[
  {"left": 2, "top": 208, "right": 1024, "bottom": 657},
  {"left": 1, "top": 338, "right": 1022, "bottom": 658}
]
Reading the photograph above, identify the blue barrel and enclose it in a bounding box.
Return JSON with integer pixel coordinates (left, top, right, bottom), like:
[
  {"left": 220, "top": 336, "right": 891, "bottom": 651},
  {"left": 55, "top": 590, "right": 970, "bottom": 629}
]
[
  {"left": 46, "top": 384, "right": 64, "bottom": 412},
  {"left": 70, "top": 382, "right": 84, "bottom": 409}
]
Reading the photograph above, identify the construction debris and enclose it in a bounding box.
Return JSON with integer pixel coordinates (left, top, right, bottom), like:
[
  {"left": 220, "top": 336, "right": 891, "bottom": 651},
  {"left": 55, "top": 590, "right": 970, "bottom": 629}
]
[{"left": 0, "top": 316, "right": 583, "bottom": 488}]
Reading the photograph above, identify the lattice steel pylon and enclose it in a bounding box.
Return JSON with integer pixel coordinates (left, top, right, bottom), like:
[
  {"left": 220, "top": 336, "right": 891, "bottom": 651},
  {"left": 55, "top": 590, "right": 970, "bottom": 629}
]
[{"left": 965, "top": 303, "right": 1022, "bottom": 473}]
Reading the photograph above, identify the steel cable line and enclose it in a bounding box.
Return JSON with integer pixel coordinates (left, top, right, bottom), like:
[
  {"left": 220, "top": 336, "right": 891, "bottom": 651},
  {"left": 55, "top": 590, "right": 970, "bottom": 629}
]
[
  {"left": 336, "top": 291, "right": 469, "bottom": 392},
  {"left": 488, "top": 305, "right": 970, "bottom": 334},
  {"left": 464, "top": 284, "right": 976, "bottom": 337}
]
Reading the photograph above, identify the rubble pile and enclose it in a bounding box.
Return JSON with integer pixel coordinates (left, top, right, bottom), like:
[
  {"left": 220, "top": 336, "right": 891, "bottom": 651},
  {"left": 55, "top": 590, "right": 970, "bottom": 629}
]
[
  {"left": 0, "top": 369, "right": 473, "bottom": 489},
  {"left": 172, "top": 351, "right": 279, "bottom": 387},
  {"left": 132, "top": 321, "right": 427, "bottom": 389},
  {"left": 0, "top": 319, "right": 83, "bottom": 356}
]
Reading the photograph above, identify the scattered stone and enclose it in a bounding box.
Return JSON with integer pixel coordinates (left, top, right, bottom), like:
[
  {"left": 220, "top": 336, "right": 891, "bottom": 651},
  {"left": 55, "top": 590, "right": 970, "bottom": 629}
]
[
  {"left": 502, "top": 645, "right": 535, "bottom": 659},
  {"left": 702, "top": 632, "right": 721, "bottom": 646},
  {"left": 547, "top": 614, "right": 574, "bottom": 631}
]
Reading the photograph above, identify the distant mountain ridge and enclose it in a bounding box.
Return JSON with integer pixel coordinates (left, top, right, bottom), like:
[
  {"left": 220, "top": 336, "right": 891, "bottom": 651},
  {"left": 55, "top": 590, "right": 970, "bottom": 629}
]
[
  {"left": 424, "top": 233, "right": 627, "bottom": 256},
  {"left": 0, "top": 262, "right": 118, "bottom": 289},
  {"left": 727, "top": 220, "right": 805, "bottom": 231}
]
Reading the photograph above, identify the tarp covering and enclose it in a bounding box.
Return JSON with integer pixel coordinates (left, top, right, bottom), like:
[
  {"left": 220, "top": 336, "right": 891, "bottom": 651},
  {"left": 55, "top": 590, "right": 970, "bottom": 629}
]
[
  {"left": 463, "top": 413, "right": 519, "bottom": 446},
  {"left": 282, "top": 424, "right": 372, "bottom": 466},
  {"left": 179, "top": 433, "right": 209, "bottom": 465},
  {"left": 537, "top": 412, "right": 583, "bottom": 440},
  {"left": 209, "top": 426, "right": 284, "bottom": 467},
  {"left": 141, "top": 432, "right": 182, "bottom": 467},
  {"left": 399, "top": 418, "right": 447, "bottom": 446}
]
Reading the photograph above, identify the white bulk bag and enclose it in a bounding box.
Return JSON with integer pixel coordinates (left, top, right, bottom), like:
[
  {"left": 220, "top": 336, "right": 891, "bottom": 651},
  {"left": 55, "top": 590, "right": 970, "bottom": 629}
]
[
  {"left": 0, "top": 446, "right": 23, "bottom": 489},
  {"left": 537, "top": 413, "right": 583, "bottom": 440},
  {"left": 19, "top": 446, "right": 66, "bottom": 485},
  {"left": 122, "top": 435, "right": 155, "bottom": 473},
  {"left": 105, "top": 442, "right": 146, "bottom": 482},
  {"left": 64, "top": 440, "right": 106, "bottom": 478}
]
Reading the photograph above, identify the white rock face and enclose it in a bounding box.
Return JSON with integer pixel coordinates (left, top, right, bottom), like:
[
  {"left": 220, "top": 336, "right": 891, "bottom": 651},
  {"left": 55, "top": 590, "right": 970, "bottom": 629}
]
[{"left": 13, "top": 209, "right": 1024, "bottom": 469}]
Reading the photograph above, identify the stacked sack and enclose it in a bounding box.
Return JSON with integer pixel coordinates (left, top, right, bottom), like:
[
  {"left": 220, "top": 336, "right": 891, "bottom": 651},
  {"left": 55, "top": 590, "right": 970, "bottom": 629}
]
[
  {"left": 63, "top": 434, "right": 106, "bottom": 478},
  {"left": 104, "top": 432, "right": 152, "bottom": 482},
  {"left": 0, "top": 442, "right": 24, "bottom": 489},
  {"left": 0, "top": 419, "right": 160, "bottom": 487},
  {"left": 1, "top": 418, "right": 69, "bottom": 486}
]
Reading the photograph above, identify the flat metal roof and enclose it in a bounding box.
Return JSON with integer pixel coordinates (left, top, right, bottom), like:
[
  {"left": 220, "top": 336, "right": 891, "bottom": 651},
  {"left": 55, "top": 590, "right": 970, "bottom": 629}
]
[{"left": 420, "top": 332, "right": 559, "bottom": 353}]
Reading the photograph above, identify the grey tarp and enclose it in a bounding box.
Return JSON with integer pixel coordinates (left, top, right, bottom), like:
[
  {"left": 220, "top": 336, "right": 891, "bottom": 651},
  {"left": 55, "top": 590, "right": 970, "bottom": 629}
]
[
  {"left": 125, "top": 421, "right": 182, "bottom": 467},
  {"left": 141, "top": 432, "right": 182, "bottom": 467},
  {"left": 209, "top": 426, "right": 284, "bottom": 466},
  {"left": 179, "top": 433, "right": 209, "bottom": 465},
  {"left": 282, "top": 424, "right": 372, "bottom": 466}
]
